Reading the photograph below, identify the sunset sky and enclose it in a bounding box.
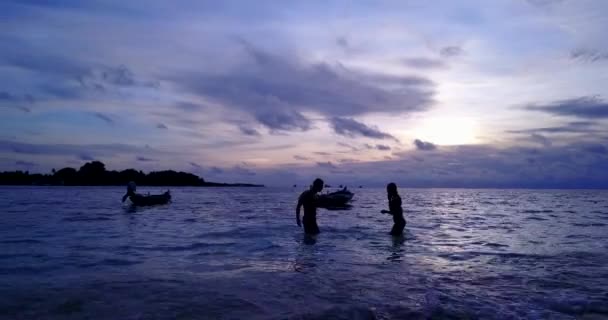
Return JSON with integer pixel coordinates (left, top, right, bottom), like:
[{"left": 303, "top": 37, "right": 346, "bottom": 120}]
[{"left": 1, "top": 0, "right": 607, "bottom": 187}]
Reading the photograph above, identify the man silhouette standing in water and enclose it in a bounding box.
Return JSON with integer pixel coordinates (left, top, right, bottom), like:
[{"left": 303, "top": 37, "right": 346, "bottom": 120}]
[{"left": 296, "top": 178, "right": 324, "bottom": 234}]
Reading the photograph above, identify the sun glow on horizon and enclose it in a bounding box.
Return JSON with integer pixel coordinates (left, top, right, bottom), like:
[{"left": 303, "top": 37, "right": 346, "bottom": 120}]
[{"left": 412, "top": 117, "right": 480, "bottom": 146}]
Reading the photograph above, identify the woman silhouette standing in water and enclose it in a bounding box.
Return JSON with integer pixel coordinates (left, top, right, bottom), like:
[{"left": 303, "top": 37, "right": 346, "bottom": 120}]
[{"left": 381, "top": 183, "right": 406, "bottom": 236}]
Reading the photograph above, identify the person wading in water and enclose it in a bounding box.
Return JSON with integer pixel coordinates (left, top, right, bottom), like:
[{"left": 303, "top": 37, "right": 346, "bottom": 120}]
[
  {"left": 381, "top": 182, "right": 406, "bottom": 236},
  {"left": 296, "top": 178, "right": 324, "bottom": 235}
]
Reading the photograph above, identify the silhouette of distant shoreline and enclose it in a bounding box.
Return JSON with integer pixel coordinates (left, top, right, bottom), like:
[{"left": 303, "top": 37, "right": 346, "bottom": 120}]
[{"left": 0, "top": 161, "right": 264, "bottom": 187}]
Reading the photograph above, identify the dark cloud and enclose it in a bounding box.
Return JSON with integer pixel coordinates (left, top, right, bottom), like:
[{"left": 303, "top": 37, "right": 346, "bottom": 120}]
[
  {"left": 375, "top": 144, "right": 391, "bottom": 151},
  {"left": 526, "top": 0, "right": 564, "bottom": 7},
  {"left": 0, "top": 92, "right": 13, "bottom": 100},
  {"left": 0, "top": 91, "right": 34, "bottom": 112},
  {"left": 16, "top": 106, "right": 31, "bottom": 113},
  {"left": 581, "top": 143, "right": 607, "bottom": 154},
  {"left": 136, "top": 156, "right": 156, "bottom": 162},
  {"left": 190, "top": 162, "right": 202, "bottom": 168},
  {"left": 316, "top": 161, "right": 337, "bottom": 169},
  {"left": 507, "top": 121, "right": 601, "bottom": 134},
  {"left": 338, "top": 142, "right": 608, "bottom": 188},
  {"left": 171, "top": 43, "right": 434, "bottom": 131},
  {"left": 15, "top": 160, "right": 37, "bottom": 167},
  {"left": 238, "top": 125, "right": 261, "bottom": 137},
  {"left": 78, "top": 153, "right": 94, "bottom": 161},
  {"left": 157, "top": 123, "right": 168, "bottom": 129},
  {"left": 529, "top": 133, "right": 552, "bottom": 147},
  {"left": 337, "top": 142, "right": 359, "bottom": 152},
  {"left": 570, "top": 49, "right": 608, "bottom": 63},
  {"left": 255, "top": 108, "right": 311, "bottom": 131},
  {"left": 413, "top": 139, "right": 437, "bottom": 151},
  {"left": 402, "top": 57, "right": 446, "bottom": 69},
  {"left": 0, "top": 140, "right": 159, "bottom": 158},
  {"left": 232, "top": 165, "right": 256, "bottom": 176},
  {"left": 440, "top": 46, "right": 464, "bottom": 58},
  {"left": 314, "top": 151, "right": 331, "bottom": 156},
  {"left": 293, "top": 155, "right": 309, "bottom": 161},
  {"left": 524, "top": 96, "right": 608, "bottom": 119},
  {"left": 100, "top": 65, "right": 136, "bottom": 86},
  {"left": 363, "top": 143, "right": 392, "bottom": 151},
  {"left": 79, "top": 65, "right": 159, "bottom": 90},
  {"left": 210, "top": 167, "right": 224, "bottom": 174},
  {"left": 330, "top": 117, "right": 398, "bottom": 141},
  {"left": 0, "top": 91, "right": 33, "bottom": 103},
  {"left": 336, "top": 37, "right": 349, "bottom": 50},
  {"left": 2, "top": 47, "right": 90, "bottom": 80},
  {"left": 176, "top": 102, "right": 205, "bottom": 112},
  {"left": 92, "top": 112, "right": 114, "bottom": 124}
]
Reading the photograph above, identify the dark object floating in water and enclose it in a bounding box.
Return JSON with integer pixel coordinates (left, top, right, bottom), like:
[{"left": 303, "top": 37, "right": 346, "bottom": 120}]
[
  {"left": 122, "top": 181, "right": 171, "bottom": 206},
  {"left": 129, "top": 191, "right": 171, "bottom": 206},
  {"left": 317, "top": 188, "right": 354, "bottom": 209}
]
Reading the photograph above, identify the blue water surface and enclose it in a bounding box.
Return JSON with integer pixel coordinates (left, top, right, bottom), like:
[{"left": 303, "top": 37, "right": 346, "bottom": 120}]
[{"left": 1, "top": 187, "right": 607, "bottom": 319}]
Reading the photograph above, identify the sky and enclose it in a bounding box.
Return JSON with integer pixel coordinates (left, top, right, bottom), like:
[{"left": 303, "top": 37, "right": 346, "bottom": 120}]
[{"left": 1, "top": 0, "right": 608, "bottom": 187}]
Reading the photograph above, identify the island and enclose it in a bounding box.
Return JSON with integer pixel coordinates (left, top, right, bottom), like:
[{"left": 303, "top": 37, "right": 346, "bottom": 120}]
[{"left": 0, "top": 161, "right": 264, "bottom": 187}]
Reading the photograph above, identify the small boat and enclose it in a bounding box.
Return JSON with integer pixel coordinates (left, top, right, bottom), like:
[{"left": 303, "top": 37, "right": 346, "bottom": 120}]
[
  {"left": 129, "top": 191, "right": 171, "bottom": 206},
  {"left": 122, "top": 182, "right": 171, "bottom": 207},
  {"left": 317, "top": 188, "right": 354, "bottom": 208}
]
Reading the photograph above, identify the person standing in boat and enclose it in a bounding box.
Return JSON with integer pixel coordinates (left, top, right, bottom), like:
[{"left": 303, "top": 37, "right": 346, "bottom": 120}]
[
  {"left": 381, "top": 183, "right": 406, "bottom": 236},
  {"left": 296, "top": 178, "right": 324, "bottom": 235}
]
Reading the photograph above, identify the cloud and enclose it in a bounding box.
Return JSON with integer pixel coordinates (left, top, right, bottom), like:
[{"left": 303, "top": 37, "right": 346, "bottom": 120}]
[
  {"left": 570, "top": 48, "right": 608, "bottom": 63},
  {"left": 210, "top": 167, "right": 224, "bottom": 174},
  {"left": 507, "top": 121, "right": 601, "bottom": 134},
  {"left": 293, "top": 155, "right": 309, "bottom": 161},
  {"left": 0, "top": 91, "right": 34, "bottom": 104},
  {"left": 136, "top": 156, "right": 156, "bottom": 162},
  {"left": 363, "top": 143, "right": 391, "bottom": 151},
  {"left": 402, "top": 57, "right": 446, "bottom": 69},
  {"left": 336, "top": 36, "right": 350, "bottom": 50},
  {"left": 330, "top": 142, "right": 608, "bottom": 188},
  {"left": 255, "top": 108, "right": 310, "bottom": 131},
  {"left": 15, "top": 160, "right": 37, "bottom": 167},
  {"left": 78, "top": 153, "right": 95, "bottom": 161},
  {"left": 330, "top": 117, "right": 398, "bottom": 141},
  {"left": 375, "top": 144, "right": 391, "bottom": 151},
  {"left": 189, "top": 162, "right": 202, "bottom": 168},
  {"left": 92, "top": 112, "right": 114, "bottom": 124},
  {"left": 316, "top": 161, "right": 337, "bottom": 169},
  {"left": 0, "top": 91, "right": 34, "bottom": 112},
  {"left": 100, "top": 65, "right": 136, "bottom": 86},
  {"left": 232, "top": 165, "right": 256, "bottom": 176},
  {"left": 337, "top": 142, "right": 359, "bottom": 152},
  {"left": 529, "top": 133, "right": 552, "bottom": 147},
  {"left": 171, "top": 43, "right": 434, "bottom": 131},
  {"left": 526, "top": 0, "right": 564, "bottom": 7},
  {"left": 413, "top": 139, "right": 437, "bottom": 151},
  {"left": 1, "top": 46, "right": 89, "bottom": 80},
  {"left": 238, "top": 125, "right": 261, "bottom": 137},
  {"left": 157, "top": 123, "right": 168, "bottom": 129},
  {"left": 314, "top": 151, "right": 331, "bottom": 156},
  {"left": 440, "top": 46, "right": 464, "bottom": 58},
  {"left": 524, "top": 96, "right": 608, "bottom": 119},
  {"left": 580, "top": 143, "right": 607, "bottom": 154},
  {"left": 0, "top": 140, "right": 160, "bottom": 159},
  {"left": 176, "top": 102, "right": 205, "bottom": 112}
]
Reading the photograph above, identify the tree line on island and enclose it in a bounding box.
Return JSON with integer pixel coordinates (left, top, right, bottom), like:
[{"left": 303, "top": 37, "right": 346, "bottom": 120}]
[{"left": 0, "top": 161, "right": 263, "bottom": 187}]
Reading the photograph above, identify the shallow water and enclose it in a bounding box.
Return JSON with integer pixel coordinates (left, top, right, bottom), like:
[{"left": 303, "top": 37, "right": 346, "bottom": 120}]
[{"left": 1, "top": 187, "right": 608, "bottom": 319}]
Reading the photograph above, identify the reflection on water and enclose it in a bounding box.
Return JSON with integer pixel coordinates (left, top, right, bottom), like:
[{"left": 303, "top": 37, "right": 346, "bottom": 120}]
[{"left": 1, "top": 187, "right": 607, "bottom": 319}]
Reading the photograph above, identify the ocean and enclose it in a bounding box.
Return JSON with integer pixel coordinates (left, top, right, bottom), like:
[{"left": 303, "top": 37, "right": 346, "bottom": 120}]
[{"left": 1, "top": 186, "right": 607, "bottom": 319}]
